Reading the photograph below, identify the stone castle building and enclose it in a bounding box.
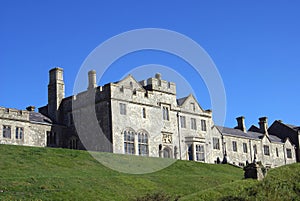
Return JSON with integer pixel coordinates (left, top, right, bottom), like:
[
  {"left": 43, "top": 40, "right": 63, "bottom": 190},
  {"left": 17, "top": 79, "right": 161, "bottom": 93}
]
[{"left": 0, "top": 67, "right": 297, "bottom": 168}]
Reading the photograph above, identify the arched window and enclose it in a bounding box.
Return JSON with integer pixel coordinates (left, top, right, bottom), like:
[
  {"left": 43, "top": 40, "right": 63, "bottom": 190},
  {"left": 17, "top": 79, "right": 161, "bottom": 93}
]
[
  {"left": 138, "top": 131, "right": 149, "bottom": 156},
  {"left": 124, "top": 130, "right": 135, "bottom": 154}
]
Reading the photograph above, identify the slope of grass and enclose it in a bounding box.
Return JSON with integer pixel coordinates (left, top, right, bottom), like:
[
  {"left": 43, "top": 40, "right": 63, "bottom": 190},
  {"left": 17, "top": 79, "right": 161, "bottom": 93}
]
[
  {"left": 2, "top": 144, "right": 299, "bottom": 201},
  {"left": 180, "top": 162, "right": 300, "bottom": 201},
  {"left": 0, "top": 144, "right": 243, "bottom": 200}
]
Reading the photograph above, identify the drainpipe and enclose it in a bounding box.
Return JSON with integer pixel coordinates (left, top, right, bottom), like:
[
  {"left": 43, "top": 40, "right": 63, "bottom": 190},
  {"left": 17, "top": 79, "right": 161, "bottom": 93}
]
[
  {"left": 249, "top": 139, "right": 252, "bottom": 162},
  {"left": 283, "top": 144, "right": 287, "bottom": 165},
  {"left": 177, "top": 112, "right": 182, "bottom": 160}
]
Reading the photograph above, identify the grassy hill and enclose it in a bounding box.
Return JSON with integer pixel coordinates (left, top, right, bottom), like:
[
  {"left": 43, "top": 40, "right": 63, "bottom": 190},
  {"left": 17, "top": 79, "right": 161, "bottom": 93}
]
[{"left": 0, "top": 144, "right": 299, "bottom": 201}]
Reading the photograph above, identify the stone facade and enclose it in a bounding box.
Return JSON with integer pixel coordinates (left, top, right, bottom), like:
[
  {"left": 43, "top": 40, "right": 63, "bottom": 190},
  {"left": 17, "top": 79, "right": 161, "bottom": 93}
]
[
  {"left": 217, "top": 116, "right": 296, "bottom": 168},
  {"left": 0, "top": 106, "right": 52, "bottom": 147},
  {"left": 0, "top": 67, "right": 297, "bottom": 168},
  {"left": 268, "top": 121, "right": 300, "bottom": 162}
]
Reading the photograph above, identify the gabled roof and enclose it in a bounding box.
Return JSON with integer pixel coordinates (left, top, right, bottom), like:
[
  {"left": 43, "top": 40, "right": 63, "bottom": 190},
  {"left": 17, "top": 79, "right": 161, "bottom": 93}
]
[
  {"left": 216, "top": 126, "right": 282, "bottom": 143},
  {"left": 285, "top": 124, "right": 300, "bottom": 131},
  {"left": 116, "top": 74, "right": 146, "bottom": 92},
  {"left": 248, "top": 125, "right": 260, "bottom": 133},
  {"left": 176, "top": 94, "right": 205, "bottom": 112},
  {"left": 29, "top": 112, "right": 52, "bottom": 125},
  {"left": 177, "top": 96, "right": 188, "bottom": 106}
]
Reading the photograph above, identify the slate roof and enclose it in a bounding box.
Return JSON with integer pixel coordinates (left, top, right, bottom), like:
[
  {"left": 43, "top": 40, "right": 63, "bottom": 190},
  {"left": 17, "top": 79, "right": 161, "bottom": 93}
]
[
  {"left": 177, "top": 96, "right": 188, "bottom": 106},
  {"left": 285, "top": 124, "right": 300, "bottom": 131},
  {"left": 29, "top": 112, "right": 52, "bottom": 125},
  {"left": 216, "top": 126, "right": 283, "bottom": 143}
]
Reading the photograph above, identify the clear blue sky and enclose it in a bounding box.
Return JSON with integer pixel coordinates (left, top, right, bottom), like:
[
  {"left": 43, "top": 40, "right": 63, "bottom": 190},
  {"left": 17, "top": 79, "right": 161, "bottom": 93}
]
[{"left": 1, "top": 0, "right": 300, "bottom": 128}]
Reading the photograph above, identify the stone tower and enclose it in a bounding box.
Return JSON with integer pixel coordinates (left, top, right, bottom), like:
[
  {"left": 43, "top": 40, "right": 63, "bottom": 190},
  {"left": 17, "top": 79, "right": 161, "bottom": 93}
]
[{"left": 48, "top": 67, "right": 65, "bottom": 123}]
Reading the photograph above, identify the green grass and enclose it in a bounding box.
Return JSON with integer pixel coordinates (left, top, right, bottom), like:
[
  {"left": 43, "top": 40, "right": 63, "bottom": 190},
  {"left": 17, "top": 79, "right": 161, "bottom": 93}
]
[
  {"left": 180, "top": 162, "right": 300, "bottom": 201},
  {"left": 0, "top": 144, "right": 299, "bottom": 201}
]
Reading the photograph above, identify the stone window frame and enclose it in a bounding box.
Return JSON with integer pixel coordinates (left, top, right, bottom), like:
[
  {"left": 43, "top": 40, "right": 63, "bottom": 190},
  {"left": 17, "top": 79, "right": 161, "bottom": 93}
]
[
  {"left": 276, "top": 147, "right": 279, "bottom": 157},
  {"left": 142, "top": 108, "right": 146, "bottom": 119},
  {"left": 162, "top": 106, "right": 169, "bottom": 121},
  {"left": 243, "top": 142, "right": 248, "bottom": 153},
  {"left": 196, "top": 144, "right": 205, "bottom": 162},
  {"left": 190, "top": 102, "right": 195, "bottom": 111},
  {"left": 124, "top": 129, "right": 135, "bottom": 155},
  {"left": 3, "top": 125, "right": 11, "bottom": 139},
  {"left": 15, "top": 127, "right": 24, "bottom": 140},
  {"left": 201, "top": 119, "right": 207, "bottom": 131},
  {"left": 232, "top": 141, "right": 237, "bottom": 152},
  {"left": 119, "top": 103, "right": 127, "bottom": 115},
  {"left": 286, "top": 148, "right": 292, "bottom": 159},
  {"left": 191, "top": 118, "right": 197, "bottom": 130},
  {"left": 213, "top": 138, "right": 220, "bottom": 150},
  {"left": 180, "top": 116, "right": 186, "bottom": 128},
  {"left": 263, "top": 145, "right": 270, "bottom": 156},
  {"left": 138, "top": 131, "right": 149, "bottom": 156}
]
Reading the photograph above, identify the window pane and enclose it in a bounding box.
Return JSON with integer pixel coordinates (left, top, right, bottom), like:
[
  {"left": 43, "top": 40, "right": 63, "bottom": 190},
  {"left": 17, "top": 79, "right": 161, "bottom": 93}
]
[
  {"left": 243, "top": 143, "right": 247, "bottom": 153},
  {"left": 201, "top": 120, "right": 207, "bottom": 131}
]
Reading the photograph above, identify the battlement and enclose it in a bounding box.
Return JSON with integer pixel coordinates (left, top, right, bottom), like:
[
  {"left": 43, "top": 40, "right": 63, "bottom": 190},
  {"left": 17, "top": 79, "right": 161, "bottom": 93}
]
[
  {"left": 139, "top": 73, "right": 176, "bottom": 95},
  {"left": 0, "top": 107, "right": 29, "bottom": 121}
]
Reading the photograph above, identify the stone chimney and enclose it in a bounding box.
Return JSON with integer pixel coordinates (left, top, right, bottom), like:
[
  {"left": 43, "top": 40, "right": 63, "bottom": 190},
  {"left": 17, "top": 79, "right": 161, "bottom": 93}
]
[
  {"left": 48, "top": 67, "right": 65, "bottom": 123},
  {"left": 259, "top": 117, "right": 268, "bottom": 135},
  {"left": 235, "top": 116, "right": 246, "bottom": 132},
  {"left": 26, "top": 106, "right": 35, "bottom": 112},
  {"left": 88, "top": 70, "right": 97, "bottom": 90},
  {"left": 155, "top": 73, "right": 162, "bottom": 80}
]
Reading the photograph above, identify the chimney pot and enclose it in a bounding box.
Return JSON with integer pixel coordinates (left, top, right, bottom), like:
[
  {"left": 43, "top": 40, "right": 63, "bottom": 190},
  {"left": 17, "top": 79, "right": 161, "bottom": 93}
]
[
  {"left": 155, "top": 73, "right": 162, "bottom": 80},
  {"left": 26, "top": 106, "right": 35, "bottom": 112},
  {"left": 88, "top": 70, "right": 97, "bottom": 89},
  {"left": 259, "top": 117, "right": 268, "bottom": 135},
  {"left": 235, "top": 116, "right": 246, "bottom": 132}
]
